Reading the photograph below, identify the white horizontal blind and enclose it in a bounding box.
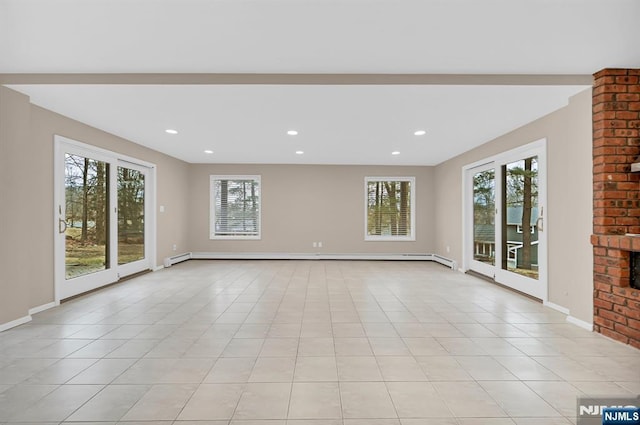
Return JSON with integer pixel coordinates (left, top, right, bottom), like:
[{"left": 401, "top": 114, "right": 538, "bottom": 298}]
[
  {"left": 211, "top": 176, "right": 260, "bottom": 238},
  {"left": 366, "top": 178, "right": 413, "bottom": 238}
]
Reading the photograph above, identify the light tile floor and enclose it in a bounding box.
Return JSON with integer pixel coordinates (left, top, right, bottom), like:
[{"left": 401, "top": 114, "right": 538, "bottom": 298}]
[{"left": 0, "top": 260, "right": 639, "bottom": 425}]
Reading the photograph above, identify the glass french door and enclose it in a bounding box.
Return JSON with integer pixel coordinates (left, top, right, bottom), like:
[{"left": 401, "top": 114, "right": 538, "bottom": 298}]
[
  {"left": 465, "top": 140, "right": 547, "bottom": 300},
  {"left": 55, "top": 136, "right": 154, "bottom": 301},
  {"left": 116, "top": 161, "right": 150, "bottom": 278},
  {"left": 470, "top": 163, "right": 496, "bottom": 278}
]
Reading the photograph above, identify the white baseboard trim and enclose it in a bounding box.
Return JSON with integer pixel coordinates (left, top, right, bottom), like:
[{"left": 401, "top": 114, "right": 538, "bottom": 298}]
[
  {"left": 192, "top": 252, "right": 429, "bottom": 260},
  {"left": 28, "top": 302, "right": 58, "bottom": 316},
  {"left": 567, "top": 315, "right": 593, "bottom": 331},
  {"left": 543, "top": 301, "right": 570, "bottom": 315},
  {"left": 542, "top": 302, "right": 593, "bottom": 331},
  {"left": 153, "top": 265, "right": 164, "bottom": 272},
  {"left": 0, "top": 315, "right": 32, "bottom": 333},
  {"left": 190, "top": 252, "right": 454, "bottom": 266}
]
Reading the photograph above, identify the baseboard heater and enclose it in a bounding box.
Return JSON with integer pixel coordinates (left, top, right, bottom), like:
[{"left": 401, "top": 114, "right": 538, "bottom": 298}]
[
  {"left": 431, "top": 254, "right": 457, "bottom": 269},
  {"left": 184, "top": 252, "right": 456, "bottom": 269},
  {"left": 163, "top": 252, "right": 192, "bottom": 267}
]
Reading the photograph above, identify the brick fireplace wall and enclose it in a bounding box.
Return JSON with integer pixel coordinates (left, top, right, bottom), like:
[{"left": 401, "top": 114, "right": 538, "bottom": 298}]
[{"left": 591, "top": 68, "right": 640, "bottom": 349}]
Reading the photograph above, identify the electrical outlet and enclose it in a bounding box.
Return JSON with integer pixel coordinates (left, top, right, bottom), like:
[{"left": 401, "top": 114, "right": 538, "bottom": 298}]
[
  {"left": 318, "top": 242, "right": 323, "bottom": 248},
  {"left": 159, "top": 205, "right": 165, "bottom": 213},
  {"left": 313, "top": 242, "right": 317, "bottom": 248},
  {"left": 172, "top": 244, "right": 177, "bottom": 251},
  {"left": 446, "top": 246, "right": 450, "bottom": 253}
]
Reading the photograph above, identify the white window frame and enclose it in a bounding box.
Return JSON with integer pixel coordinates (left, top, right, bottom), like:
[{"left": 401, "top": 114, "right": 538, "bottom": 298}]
[
  {"left": 210, "top": 175, "right": 261, "bottom": 240},
  {"left": 364, "top": 176, "right": 416, "bottom": 241}
]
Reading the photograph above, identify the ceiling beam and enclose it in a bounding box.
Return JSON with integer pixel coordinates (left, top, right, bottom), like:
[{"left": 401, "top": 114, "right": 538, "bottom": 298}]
[{"left": 0, "top": 73, "right": 593, "bottom": 86}]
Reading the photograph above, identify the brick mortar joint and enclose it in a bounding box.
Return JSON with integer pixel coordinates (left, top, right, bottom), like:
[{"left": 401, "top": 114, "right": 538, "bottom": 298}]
[{"left": 591, "top": 234, "right": 637, "bottom": 246}]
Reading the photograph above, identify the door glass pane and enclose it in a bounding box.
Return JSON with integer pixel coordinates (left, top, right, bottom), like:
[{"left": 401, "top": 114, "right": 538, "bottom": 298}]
[
  {"left": 118, "top": 166, "right": 145, "bottom": 265},
  {"left": 473, "top": 169, "right": 495, "bottom": 265},
  {"left": 502, "top": 156, "right": 539, "bottom": 280},
  {"left": 64, "top": 153, "right": 109, "bottom": 279}
]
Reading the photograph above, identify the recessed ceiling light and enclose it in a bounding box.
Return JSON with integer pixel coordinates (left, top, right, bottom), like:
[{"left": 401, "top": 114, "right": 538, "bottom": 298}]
[
  {"left": 414, "top": 130, "right": 426, "bottom": 136},
  {"left": 204, "top": 150, "right": 213, "bottom": 154},
  {"left": 287, "top": 130, "right": 298, "bottom": 136},
  {"left": 165, "top": 129, "right": 178, "bottom": 135},
  {"left": 392, "top": 151, "right": 400, "bottom": 155},
  {"left": 296, "top": 150, "right": 304, "bottom": 155}
]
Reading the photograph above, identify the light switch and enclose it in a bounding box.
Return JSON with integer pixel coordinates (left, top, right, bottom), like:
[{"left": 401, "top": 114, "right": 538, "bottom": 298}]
[{"left": 159, "top": 205, "right": 165, "bottom": 213}]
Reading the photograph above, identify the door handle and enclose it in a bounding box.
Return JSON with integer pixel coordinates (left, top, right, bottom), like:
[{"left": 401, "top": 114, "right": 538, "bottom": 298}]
[
  {"left": 58, "top": 218, "right": 68, "bottom": 234},
  {"left": 536, "top": 206, "right": 544, "bottom": 232}
]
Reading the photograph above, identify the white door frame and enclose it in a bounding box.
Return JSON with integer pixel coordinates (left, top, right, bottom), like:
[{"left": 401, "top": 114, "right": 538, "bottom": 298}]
[
  {"left": 462, "top": 138, "right": 548, "bottom": 301},
  {"left": 54, "top": 135, "right": 156, "bottom": 302}
]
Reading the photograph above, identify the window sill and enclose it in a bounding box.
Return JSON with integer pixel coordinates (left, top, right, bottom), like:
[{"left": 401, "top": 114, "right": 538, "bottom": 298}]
[
  {"left": 365, "top": 236, "right": 416, "bottom": 242},
  {"left": 210, "top": 235, "right": 261, "bottom": 240}
]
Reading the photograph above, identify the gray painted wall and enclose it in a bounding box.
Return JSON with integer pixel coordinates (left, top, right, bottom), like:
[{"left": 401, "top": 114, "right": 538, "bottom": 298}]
[
  {"left": 0, "top": 86, "right": 32, "bottom": 325},
  {"left": 188, "top": 164, "right": 435, "bottom": 254}
]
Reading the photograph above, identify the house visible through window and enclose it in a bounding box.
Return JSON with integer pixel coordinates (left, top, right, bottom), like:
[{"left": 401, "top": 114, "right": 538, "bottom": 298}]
[
  {"left": 365, "top": 177, "right": 415, "bottom": 241},
  {"left": 210, "top": 175, "right": 261, "bottom": 239},
  {"left": 516, "top": 224, "right": 535, "bottom": 234}
]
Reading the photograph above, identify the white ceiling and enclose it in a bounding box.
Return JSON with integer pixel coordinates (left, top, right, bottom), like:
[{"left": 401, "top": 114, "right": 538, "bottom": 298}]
[
  {"left": 10, "top": 84, "right": 587, "bottom": 165},
  {"left": 2, "top": 0, "right": 638, "bottom": 165},
  {"left": 1, "top": 0, "right": 639, "bottom": 74}
]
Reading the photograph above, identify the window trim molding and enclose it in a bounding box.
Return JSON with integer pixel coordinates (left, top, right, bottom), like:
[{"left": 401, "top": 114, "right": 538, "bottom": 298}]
[
  {"left": 209, "top": 174, "right": 262, "bottom": 240},
  {"left": 364, "top": 176, "right": 416, "bottom": 242}
]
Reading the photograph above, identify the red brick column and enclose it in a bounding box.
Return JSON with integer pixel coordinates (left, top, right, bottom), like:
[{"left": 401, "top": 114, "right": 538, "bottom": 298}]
[{"left": 592, "top": 68, "right": 640, "bottom": 348}]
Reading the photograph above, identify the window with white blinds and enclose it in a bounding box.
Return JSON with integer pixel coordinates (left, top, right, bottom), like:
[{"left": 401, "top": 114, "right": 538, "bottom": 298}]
[
  {"left": 210, "top": 175, "right": 261, "bottom": 239},
  {"left": 365, "top": 177, "right": 416, "bottom": 241}
]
